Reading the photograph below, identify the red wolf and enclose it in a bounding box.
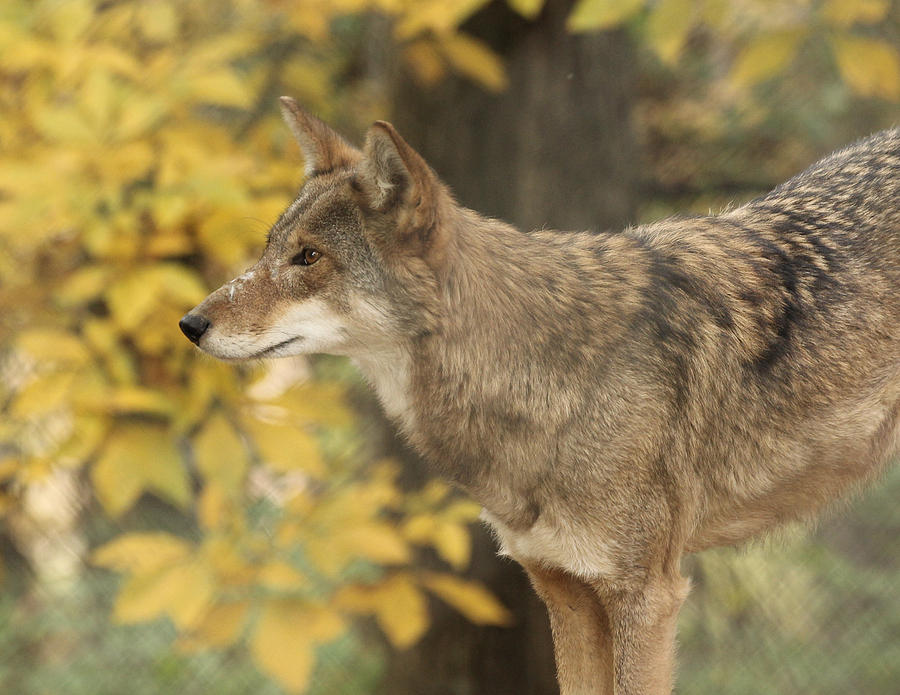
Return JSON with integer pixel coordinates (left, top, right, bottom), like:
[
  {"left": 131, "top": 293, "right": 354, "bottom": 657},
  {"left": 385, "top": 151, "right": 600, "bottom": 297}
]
[{"left": 181, "top": 98, "right": 900, "bottom": 694}]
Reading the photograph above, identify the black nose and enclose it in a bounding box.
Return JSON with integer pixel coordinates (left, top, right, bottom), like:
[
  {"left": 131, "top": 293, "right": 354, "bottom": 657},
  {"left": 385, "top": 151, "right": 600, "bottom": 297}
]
[{"left": 179, "top": 313, "right": 210, "bottom": 345}]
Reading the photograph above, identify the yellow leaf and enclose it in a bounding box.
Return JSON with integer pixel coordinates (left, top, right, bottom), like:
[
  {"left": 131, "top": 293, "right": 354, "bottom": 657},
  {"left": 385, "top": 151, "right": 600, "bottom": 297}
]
[
  {"left": 335, "top": 522, "right": 411, "bottom": 565},
  {"left": 567, "top": 0, "right": 644, "bottom": 32},
  {"left": 203, "top": 535, "right": 256, "bottom": 584},
  {"left": 91, "top": 441, "right": 145, "bottom": 518},
  {"left": 645, "top": 0, "right": 695, "bottom": 65},
  {"left": 136, "top": 0, "right": 179, "bottom": 42},
  {"left": 40, "top": 0, "right": 94, "bottom": 43},
  {"left": 11, "top": 372, "right": 76, "bottom": 418},
  {"left": 402, "top": 515, "right": 469, "bottom": 569},
  {"left": 507, "top": 0, "right": 545, "bottom": 19},
  {"left": 374, "top": 574, "right": 429, "bottom": 648},
  {"left": 87, "top": 44, "right": 144, "bottom": 81},
  {"left": 92, "top": 532, "right": 193, "bottom": 574},
  {"left": 822, "top": 0, "right": 889, "bottom": 27},
  {"left": 698, "top": 0, "right": 728, "bottom": 30},
  {"left": 106, "top": 265, "right": 206, "bottom": 331},
  {"left": 145, "top": 229, "right": 194, "bottom": 258},
  {"left": 0, "top": 456, "right": 18, "bottom": 482},
  {"left": 244, "top": 417, "right": 325, "bottom": 477},
  {"left": 337, "top": 574, "right": 428, "bottom": 648},
  {"left": 187, "top": 600, "right": 250, "bottom": 647},
  {"left": 268, "top": 382, "right": 354, "bottom": 428},
  {"left": 174, "top": 361, "right": 228, "bottom": 433},
  {"left": 55, "top": 265, "right": 111, "bottom": 307},
  {"left": 156, "top": 264, "right": 208, "bottom": 307},
  {"left": 80, "top": 70, "right": 118, "bottom": 132},
  {"left": 197, "top": 482, "right": 229, "bottom": 529},
  {"left": 438, "top": 34, "right": 508, "bottom": 92},
  {"left": 183, "top": 33, "right": 261, "bottom": 69},
  {"left": 79, "top": 387, "right": 176, "bottom": 417},
  {"left": 419, "top": 478, "right": 451, "bottom": 505},
  {"left": 197, "top": 208, "right": 258, "bottom": 267},
  {"left": 286, "top": 5, "right": 330, "bottom": 40},
  {"left": 16, "top": 328, "right": 91, "bottom": 366},
  {"left": 422, "top": 573, "right": 512, "bottom": 625},
  {"left": 252, "top": 599, "right": 344, "bottom": 693},
  {"left": 113, "top": 95, "right": 166, "bottom": 141},
  {"left": 307, "top": 519, "right": 410, "bottom": 576},
  {"left": 395, "top": 0, "right": 491, "bottom": 38},
  {"left": 34, "top": 105, "right": 97, "bottom": 145},
  {"left": 730, "top": 31, "right": 803, "bottom": 87},
  {"left": 403, "top": 40, "right": 446, "bottom": 86},
  {"left": 105, "top": 272, "right": 162, "bottom": 332},
  {"left": 831, "top": 36, "right": 900, "bottom": 100},
  {"left": 193, "top": 413, "right": 247, "bottom": 492},
  {"left": 432, "top": 522, "right": 471, "bottom": 571},
  {"left": 167, "top": 562, "right": 217, "bottom": 629},
  {"left": 91, "top": 425, "right": 190, "bottom": 517},
  {"left": 182, "top": 67, "right": 255, "bottom": 109},
  {"left": 82, "top": 318, "right": 137, "bottom": 384},
  {"left": 403, "top": 514, "right": 438, "bottom": 543},
  {"left": 106, "top": 141, "right": 155, "bottom": 181},
  {"left": 57, "top": 414, "right": 108, "bottom": 467},
  {"left": 440, "top": 498, "right": 482, "bottom": 522},
  {"left": 113, "top": 561, "right": 215, "bottom": 629},
  {"left": 257, "top": 560, "right": 307, "bottom": 590}
]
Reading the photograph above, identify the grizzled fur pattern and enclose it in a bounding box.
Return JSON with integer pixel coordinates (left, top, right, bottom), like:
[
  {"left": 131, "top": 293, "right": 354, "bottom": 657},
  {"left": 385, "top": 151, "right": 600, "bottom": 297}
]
[{"left": 182, "top": 100, "right": 899, "bottom": 695}]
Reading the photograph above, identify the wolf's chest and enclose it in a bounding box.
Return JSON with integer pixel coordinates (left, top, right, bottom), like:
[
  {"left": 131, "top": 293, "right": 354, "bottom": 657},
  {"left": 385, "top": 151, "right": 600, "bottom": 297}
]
[{"left": 480, "top": 508, "right": 618, "bottom": 580}]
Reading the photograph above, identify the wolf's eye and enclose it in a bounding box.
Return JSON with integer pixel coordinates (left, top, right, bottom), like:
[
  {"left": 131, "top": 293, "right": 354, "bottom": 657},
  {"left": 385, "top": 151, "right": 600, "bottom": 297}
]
[{"left": 292, "top": 248, "right": 322, "bottom": 266}]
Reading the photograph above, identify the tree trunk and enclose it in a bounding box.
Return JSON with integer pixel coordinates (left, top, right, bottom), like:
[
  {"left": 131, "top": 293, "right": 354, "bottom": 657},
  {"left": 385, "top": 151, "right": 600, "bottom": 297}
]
[{"left": 374, "top": 1, "right": 640, "bottom": 693}]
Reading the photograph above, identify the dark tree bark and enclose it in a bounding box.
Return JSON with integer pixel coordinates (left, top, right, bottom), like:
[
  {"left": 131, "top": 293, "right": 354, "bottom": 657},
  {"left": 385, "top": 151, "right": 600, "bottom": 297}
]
[
  {"left": 392, "top": 0, "right": 637, "bottom": 234},
  {"left": 371, "top": 1, "right": 641, "bottom": 693}
]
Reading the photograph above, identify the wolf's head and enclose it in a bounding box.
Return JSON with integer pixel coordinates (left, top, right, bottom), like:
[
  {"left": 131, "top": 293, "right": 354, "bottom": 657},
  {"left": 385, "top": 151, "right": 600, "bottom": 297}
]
[{"left": 180, "top": 98, "right": 451, "bottom": 361}]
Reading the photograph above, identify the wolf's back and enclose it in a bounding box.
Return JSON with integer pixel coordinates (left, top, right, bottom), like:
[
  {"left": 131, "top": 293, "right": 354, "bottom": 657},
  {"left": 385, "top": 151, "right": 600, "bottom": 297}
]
[{"left": 751, "top": 128, "right": 900, "bottom": 259}]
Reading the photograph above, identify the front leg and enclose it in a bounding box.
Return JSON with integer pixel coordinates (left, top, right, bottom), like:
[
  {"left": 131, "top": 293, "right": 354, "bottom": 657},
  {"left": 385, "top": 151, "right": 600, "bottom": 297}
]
[
  {"left": 594, "top": 572, "right": 691, "bottom": 695},
  {"left": 524, "top": 562, "right": 615, "bottom": 695}
]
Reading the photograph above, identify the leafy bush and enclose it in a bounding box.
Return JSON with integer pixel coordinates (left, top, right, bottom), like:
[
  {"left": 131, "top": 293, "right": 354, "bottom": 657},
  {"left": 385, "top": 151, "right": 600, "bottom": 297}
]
[{"left": 0, "top": 1, "right": 510, "bottom": 691}]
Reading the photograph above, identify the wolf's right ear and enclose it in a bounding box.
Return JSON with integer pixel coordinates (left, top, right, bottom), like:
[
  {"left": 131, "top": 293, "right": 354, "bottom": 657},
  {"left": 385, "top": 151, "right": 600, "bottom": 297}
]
[{"left": 279, "top": 97, "right": 360, "bottom": 178}]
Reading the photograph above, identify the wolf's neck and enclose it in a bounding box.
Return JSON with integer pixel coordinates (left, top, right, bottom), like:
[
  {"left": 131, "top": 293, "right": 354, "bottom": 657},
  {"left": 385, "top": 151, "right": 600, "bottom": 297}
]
[
  {"left": 355, "top": 209, "right": 647, "bottom": 483},
  {"left": 352, "top": 348, "right": 416, "bottom": 432}
]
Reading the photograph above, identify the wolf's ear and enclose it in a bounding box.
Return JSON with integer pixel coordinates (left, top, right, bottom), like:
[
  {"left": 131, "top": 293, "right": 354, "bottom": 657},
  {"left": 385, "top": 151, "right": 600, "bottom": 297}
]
[
  {"left": 356, "top": 121, "right": 443, "bottom": 246},
  {"left": 279, "top": 97, "right": 360, "bottom": 177}
]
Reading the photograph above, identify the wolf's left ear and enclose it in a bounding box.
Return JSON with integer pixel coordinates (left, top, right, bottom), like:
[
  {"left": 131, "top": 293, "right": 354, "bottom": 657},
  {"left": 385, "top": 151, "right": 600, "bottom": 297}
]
[
  {"left": 357, "top": 121, "right": 442, "bottom": 246},
  {"left": 279, "top": 97, "right": 360, "bottom": 177}
]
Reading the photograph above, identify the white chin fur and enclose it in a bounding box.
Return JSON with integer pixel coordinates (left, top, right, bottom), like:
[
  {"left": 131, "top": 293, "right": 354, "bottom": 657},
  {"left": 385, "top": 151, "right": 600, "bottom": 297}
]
[{"left": 199, "top": 298, "right": 349, "bottom": 360}]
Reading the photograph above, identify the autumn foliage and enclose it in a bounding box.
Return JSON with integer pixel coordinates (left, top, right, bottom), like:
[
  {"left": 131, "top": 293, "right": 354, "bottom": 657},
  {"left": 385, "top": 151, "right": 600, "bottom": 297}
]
[{"left": 0, "top": 1, "right": 512, "bottom": 692}]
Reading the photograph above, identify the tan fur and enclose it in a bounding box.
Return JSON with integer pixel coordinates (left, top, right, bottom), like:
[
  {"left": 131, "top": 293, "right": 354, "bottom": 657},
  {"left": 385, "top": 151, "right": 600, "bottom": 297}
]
[{"left": 181, "top": 99, "right": 900, "bottom": 694}]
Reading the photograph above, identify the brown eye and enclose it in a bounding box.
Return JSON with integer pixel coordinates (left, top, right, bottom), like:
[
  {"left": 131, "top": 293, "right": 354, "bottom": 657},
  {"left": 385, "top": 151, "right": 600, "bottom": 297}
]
[{"left": 292, "top": 247, "right": 321, "bottom": 266}]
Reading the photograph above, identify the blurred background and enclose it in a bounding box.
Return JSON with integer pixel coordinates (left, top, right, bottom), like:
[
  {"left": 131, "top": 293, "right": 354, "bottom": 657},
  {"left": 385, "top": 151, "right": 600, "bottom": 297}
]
[{"left": 0, "top": 0, "right": 898, "bottom": 693}]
